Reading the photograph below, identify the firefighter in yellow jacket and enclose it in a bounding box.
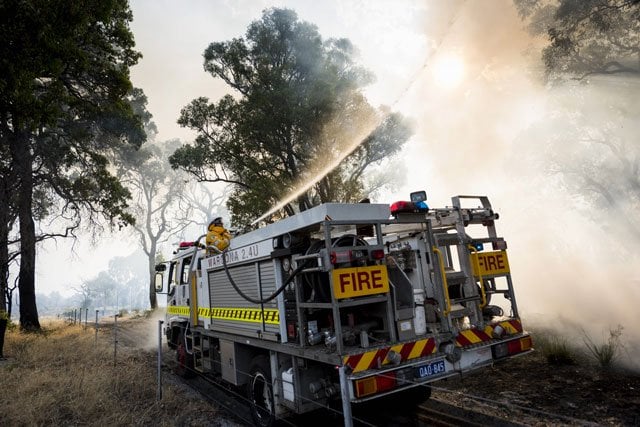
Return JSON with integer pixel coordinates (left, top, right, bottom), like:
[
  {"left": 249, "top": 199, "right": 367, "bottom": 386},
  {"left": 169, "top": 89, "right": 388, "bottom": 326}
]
[{"left": 206, "top": 217, "right": 231, "bottom": 254}]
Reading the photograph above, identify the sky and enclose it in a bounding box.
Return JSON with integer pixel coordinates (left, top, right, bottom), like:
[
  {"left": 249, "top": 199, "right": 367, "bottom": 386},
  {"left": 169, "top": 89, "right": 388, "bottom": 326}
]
[{"left": 34, "top": 0, "right": 640, "bottom": 365}]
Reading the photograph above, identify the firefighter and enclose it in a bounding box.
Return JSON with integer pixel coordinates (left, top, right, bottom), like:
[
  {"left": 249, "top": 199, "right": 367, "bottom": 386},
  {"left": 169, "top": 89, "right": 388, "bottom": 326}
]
[{"left": 206, "top": 217, "right": 231, "bottom": 254}]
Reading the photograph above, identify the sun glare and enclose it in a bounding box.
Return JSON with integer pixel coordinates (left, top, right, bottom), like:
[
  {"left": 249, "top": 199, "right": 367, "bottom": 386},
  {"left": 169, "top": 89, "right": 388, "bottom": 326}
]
[{"left": 432, "top": 54, "right": 465, "bottom": 89}]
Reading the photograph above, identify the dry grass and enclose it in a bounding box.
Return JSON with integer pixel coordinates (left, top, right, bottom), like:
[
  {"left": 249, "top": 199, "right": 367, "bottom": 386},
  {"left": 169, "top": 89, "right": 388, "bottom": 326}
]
[{"left": 0, "top": 319, "right": 220, "bottom": 426}]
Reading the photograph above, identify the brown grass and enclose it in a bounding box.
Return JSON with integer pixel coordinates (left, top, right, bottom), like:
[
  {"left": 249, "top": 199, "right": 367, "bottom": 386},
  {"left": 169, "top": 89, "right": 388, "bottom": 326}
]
[{"left": 0, "top": 320, "right": 220, "bottom": 426}]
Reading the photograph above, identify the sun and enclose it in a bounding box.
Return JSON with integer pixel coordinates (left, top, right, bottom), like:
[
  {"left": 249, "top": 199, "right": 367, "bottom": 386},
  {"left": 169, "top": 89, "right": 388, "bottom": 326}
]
[{"left": 432, "top": 54, "right": 465, "bottom": 89}]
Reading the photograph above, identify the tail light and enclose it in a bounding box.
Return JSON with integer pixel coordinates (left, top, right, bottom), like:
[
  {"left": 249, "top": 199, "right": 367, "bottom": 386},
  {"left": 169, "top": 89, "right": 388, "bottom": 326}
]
[
  {"left": 331, "top": 249, "right": 385, "bottom": 265},
  {"left": 330, "top": 250, "right": 352, "bottom": 264},
  {"left": 354, "top": 371, "right": 397, "bottom": 398},
  {"left": 492, "top": 336, "right": 533, "bottom": 359},
  {"left": 370, "top": 249, "right": 385, "bottom": 260}
]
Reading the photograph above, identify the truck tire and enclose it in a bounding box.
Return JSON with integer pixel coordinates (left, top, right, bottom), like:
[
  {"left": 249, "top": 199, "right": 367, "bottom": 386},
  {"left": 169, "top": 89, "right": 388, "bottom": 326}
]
[
  {"left": 175, "top": 330, "right": 195, "bottom": 378},
  {"left": 247, "top": 355, "right": 275, "bottom": 427}
]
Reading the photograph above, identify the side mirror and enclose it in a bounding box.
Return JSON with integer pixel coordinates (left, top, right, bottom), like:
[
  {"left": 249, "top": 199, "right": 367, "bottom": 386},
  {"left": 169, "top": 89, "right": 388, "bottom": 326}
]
[
  {"left": 155, "top": 263, "right": 167, "bottom": 272},
  {"left": 154, "top": 272, "right": 164, "bottom": 292}
]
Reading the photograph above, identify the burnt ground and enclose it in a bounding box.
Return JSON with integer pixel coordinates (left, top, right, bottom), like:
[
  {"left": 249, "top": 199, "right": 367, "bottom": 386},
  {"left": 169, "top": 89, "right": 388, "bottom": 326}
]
[
  {"left": 111, "top": 316, "right": 640, "bottom": 426},
  {"left": 432, "top": 351, "right": 640, "bottom": 426}
]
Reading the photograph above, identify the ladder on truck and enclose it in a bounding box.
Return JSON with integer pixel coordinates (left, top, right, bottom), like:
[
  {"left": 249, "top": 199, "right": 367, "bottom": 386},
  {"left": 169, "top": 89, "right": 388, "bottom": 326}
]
[{"left": 427, "top": 196, "right": 520, "bottom": 333}]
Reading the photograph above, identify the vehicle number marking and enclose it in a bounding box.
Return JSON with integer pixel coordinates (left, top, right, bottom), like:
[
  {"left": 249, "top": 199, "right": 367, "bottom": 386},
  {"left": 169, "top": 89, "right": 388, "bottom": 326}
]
[
  {"left": 415, "top": 359, "right": 446, "bottom": 379},
  {"left": 207, "top": 243, "right": 263, "bottom": 268}
]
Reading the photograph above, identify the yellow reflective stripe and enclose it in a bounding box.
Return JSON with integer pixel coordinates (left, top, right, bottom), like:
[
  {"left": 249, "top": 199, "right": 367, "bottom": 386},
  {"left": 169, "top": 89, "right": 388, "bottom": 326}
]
[
  {"left": 167, "top": 305, "right": 279, "bottom": 325},
  {"left": 408, "top": 339, "right": 428, "bottom": 359},
  {"left": 167, "top": 306, "right": 190, "bottom": 316},
  {"left": 460, "top": 329, "right": 484, "bottom": 344},
  {"left": 355, "top": 350, "right": 378, "bottom": 372},
  {"left": 211, "top": 307, "right": 280, "bottom": 325}
]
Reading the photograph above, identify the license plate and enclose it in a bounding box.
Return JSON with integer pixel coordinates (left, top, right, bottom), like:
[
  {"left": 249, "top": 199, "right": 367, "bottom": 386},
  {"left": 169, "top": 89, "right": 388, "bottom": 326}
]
[{"left": 415, "top": 359, "right": 446, "bottom": 379}]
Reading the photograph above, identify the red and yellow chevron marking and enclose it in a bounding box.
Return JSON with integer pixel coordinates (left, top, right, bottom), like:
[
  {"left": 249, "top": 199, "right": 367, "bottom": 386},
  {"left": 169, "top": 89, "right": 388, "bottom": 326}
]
[
  {"left": 343, "top": 338, "right": 437, "bottom": 373},
  {"left": 455, "top": 319, "right": 523, "bottom": 347}
]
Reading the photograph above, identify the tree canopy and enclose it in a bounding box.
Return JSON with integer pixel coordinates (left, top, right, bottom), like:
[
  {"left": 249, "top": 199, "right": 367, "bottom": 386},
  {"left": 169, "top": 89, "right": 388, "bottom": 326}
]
[
  {"left": 0, "top": 0, "right": 144, "bottom": 331},
  {"left": 170, "top": 8, "right": 412, "bottom": 226},
  {"left": 515, "top": 0, "right": 640, "bottom": 80}
]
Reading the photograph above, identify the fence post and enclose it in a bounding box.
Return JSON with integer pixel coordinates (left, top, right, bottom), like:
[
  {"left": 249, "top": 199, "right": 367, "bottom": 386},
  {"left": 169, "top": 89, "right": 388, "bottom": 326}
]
[
  {"left": 339, "top": 365, "right": 353, "bottom": 427},
  {"left": 85, "top": 308, "right": 88, "bottom": 329},
  {"left": 73, "top": 309, "right": 77, "bottom": 324},
  {"left": 94, "top": 310, "right": 99, "bottom": 344},
  {"left": 113, "top": 314, "right": 119, "bottom": 366},
  {"left": 157, "top": 320, "right": 164, "bottom": 401}
]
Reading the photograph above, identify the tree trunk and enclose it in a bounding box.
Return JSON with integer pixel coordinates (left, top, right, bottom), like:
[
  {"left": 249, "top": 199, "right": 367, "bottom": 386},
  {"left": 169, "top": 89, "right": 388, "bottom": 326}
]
[
  {"left": 10, "top": 129, "right": 40, "bottom": 331},
  {"left": 0, "top": 187, "right": 9, "bottom": 357}
]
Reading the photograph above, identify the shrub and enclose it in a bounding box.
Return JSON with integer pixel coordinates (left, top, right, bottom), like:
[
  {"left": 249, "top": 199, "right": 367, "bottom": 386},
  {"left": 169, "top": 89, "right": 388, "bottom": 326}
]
[
  {"left": 534, "top": 330, "right": 575, "bottom": 365},
  {"left": 583, "top": 325, "right": 623, "bottom": 369}
]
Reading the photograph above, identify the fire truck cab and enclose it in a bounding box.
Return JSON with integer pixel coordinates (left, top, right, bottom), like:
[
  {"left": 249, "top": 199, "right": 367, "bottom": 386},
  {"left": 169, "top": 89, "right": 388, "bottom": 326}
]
[{"left": 156, "top": 193, "right": 532, "bottom": 426}]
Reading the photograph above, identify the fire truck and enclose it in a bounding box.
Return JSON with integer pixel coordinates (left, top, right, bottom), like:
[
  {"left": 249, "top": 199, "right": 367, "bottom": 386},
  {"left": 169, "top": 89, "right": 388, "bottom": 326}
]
[{"left": 155, "top": 192, "right": 532, "bottom": 426}]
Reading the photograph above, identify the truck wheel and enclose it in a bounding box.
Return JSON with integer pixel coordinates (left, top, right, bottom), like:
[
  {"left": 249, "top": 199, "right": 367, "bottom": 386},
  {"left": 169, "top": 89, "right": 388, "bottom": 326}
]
[
  {"left": 247, "top": 355, "right": 275, "bottom": 427},
  {"left": 175, "top": 331, "right": 194, "bottom": 378}
]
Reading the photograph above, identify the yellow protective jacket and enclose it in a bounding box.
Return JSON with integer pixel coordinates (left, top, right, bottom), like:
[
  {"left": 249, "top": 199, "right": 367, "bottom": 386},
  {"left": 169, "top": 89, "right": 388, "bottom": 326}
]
[{"left": 206, "top": 224, "right": 231, "bottom": 252}]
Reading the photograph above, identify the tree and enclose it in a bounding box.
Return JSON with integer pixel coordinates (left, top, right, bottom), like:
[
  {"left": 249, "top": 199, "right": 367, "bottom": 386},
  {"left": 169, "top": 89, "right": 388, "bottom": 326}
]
[
  {"left": 120, "top": 137, "right": 192, "bottom": 309},
  {"left": 171, "top": 8, "right": 412, "bottom": 226},
  {"left": 0, "top": 0, "right": 144, "bottom": 330},
  {"left": 514, "top": 0, "right": 640, "bottom": 80},
  {"left": 0, "top": 141, "right": 17, "bottom": 357}
]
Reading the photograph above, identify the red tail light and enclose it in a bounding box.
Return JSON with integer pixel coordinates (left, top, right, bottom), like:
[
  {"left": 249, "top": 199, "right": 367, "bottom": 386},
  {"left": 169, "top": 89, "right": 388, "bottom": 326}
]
[
  {"left": 330, "top": 250, "right": 352, "bottom": 264},
  {"left": 370, "top": 249, "right": 385, "bottom": 260},
  {"left": 493, "top": 336, "right": 533, "bottom": 359}
]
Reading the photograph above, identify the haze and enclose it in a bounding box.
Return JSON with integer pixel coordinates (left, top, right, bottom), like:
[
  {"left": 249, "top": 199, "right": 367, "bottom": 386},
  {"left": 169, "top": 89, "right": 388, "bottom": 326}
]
[{"left": 34, "top": 0, "right": 639, "bottom": 367}]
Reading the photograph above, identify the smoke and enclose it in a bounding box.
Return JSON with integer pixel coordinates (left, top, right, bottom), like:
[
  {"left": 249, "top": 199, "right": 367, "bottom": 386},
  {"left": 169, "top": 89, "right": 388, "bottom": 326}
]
[{"left": 398, "top": 0, "right": 640, "bottom": 369}]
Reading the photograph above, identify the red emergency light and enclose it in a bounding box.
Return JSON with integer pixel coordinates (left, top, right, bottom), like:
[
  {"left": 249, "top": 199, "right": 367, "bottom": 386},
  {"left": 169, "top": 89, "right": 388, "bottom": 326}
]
[{"left": 390, "top": 201, "right": 428, "bottom": 216}]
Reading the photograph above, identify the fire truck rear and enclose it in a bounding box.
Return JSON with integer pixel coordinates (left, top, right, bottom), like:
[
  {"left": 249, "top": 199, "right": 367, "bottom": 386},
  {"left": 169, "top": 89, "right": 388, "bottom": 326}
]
[{"left": 155, "top": 192, "right": 532, "bottom": 426}]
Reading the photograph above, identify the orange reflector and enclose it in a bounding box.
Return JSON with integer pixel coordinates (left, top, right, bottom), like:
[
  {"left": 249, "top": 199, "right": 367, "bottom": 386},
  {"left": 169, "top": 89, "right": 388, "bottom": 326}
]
[
  {"left": 354, "top": 372, "right": 397, "bottom": 398},
  {"left": 355, "top": 377, "right": 377, "bottom": 398},
  {"left": 520, "top": 336, "right": 533, "bottom": 351}
]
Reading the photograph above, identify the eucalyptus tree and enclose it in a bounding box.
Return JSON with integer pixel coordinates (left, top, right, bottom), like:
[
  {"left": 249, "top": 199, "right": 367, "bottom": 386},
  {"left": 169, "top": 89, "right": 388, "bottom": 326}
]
[
  {"left": 514, "top": 0, "right": 640, "bottom": 80},
  {"left": 120, "top": 138, "right": 192, "bottom": 309},
  {"left": 0, "top": 0, "right": 144, "bottom": 330},
  {"left": 171, "top": 8, "right": 412, "bottom": 227}
]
